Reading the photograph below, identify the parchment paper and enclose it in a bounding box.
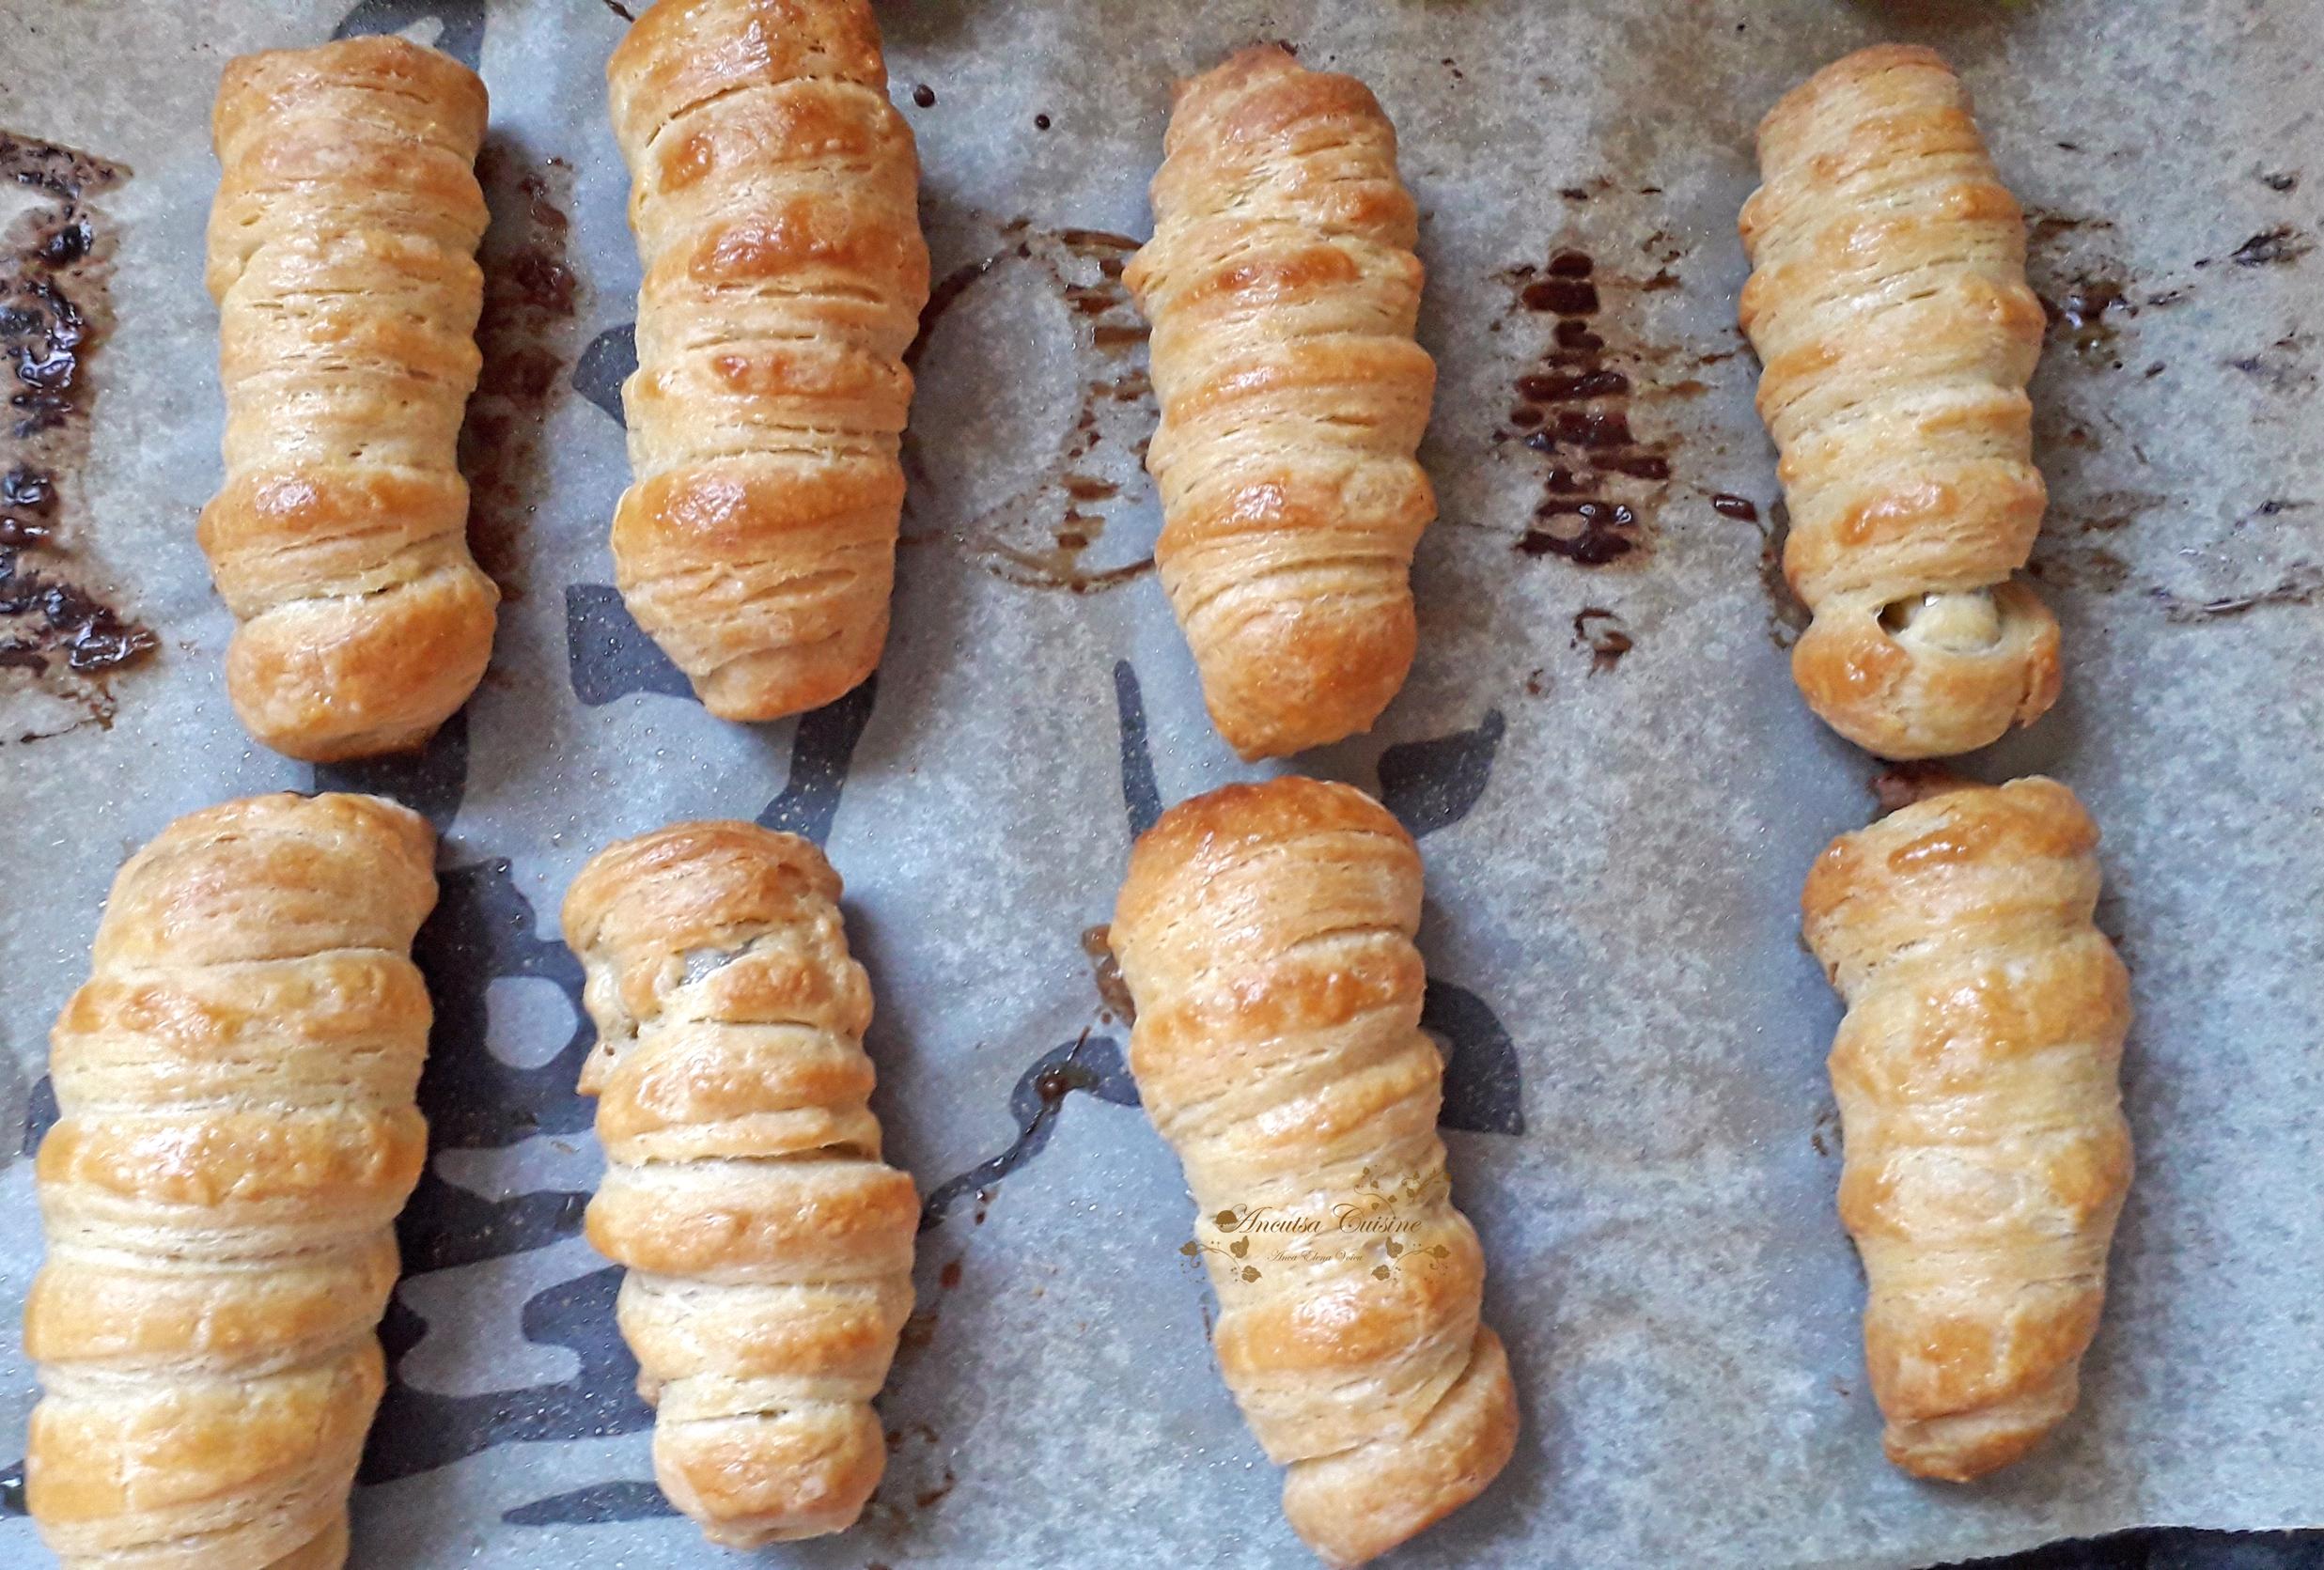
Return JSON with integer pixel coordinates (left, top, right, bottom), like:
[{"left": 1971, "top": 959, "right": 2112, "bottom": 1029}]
[{"left": 1, "top": 2, "right": 2318, "bottom": 1566}]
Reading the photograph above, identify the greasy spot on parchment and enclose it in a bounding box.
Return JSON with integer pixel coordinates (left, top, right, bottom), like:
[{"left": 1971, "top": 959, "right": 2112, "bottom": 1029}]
[{"left": 0, "top": 132, "right": 154, "bottom": 743}]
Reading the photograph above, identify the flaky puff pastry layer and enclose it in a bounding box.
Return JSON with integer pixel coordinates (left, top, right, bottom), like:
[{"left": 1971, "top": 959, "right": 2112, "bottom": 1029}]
[
  {"left": 1740, "top": 46, "right": 2060, "bottom": 759},
  {"left": 563, "top": 822, "right": 916, "bottom": 1546},
  {"left": 1126, "top": 47, "right": 1436, "bottom": 760},
  {"left": 26, "top": 792, "right": 438, "bottom": 1569},
  {"left": 201, "top": 38, "right": 499, "bottom": 763},
  {"left": 1803, "top": 776, "right": 2132, "bottom": 1481},
  {"left": 606, "top": 0, "right": 928, "bottom": 722},
  {"left": 1112, "top": 779, "right": 1517, "bottom": 1567}
]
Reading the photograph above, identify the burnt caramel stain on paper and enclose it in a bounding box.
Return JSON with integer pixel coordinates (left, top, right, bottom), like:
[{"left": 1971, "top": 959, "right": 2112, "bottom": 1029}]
[
  {"left": 2224, "top": 331, "right": 2317, "bottom": 395},
  {"left": 2227, "top": 225, "right": 2315, "bottom": 269},
  {"left": 1738, "top": 496, "right": 1808, "bottom": 651},
  {"left": 2027, "top": 543, "right": 2133, "bottom": 595},
  {"left": 1869, "top": 762, "right": 1972, "bottom": 817},
  {"left": 2023, "top": 474, "right": 2316, "bottom": 622},
  {"left": 862, "top": 1424, "right": 952, "bottom": 1532},
  {"left": 2023, "top": 209, "right": 2143, "bottom": 368},
  {"left": 460, "top": 144, "right": 583, "bottom": 599},
  {"left": 1708, "top": 490, "right": 1806, "bottom": 647},
  {"left": 2157, "top": 567, "right": 2322, "bottom": 625},
  {"left": 1496, "top": 247, "right": 1679, "bottom": 566},
  {"left": 905, "top": 253, "right": 997, "bottom": 372},
  {"left": 903, "top": 220, "right": 1155, "bottom": 595},
  {"left": 2020, "top": 207, "right": 2214, "bottom": 375},
  {"left": 1809, "top": 1101, "right": 1843, "bottom": 1158},
  {"left": 2047, "top": 275, "right": 2131, "bottom": 362},
  {"left": 2021, "top": 206, "right": 2316, "bottom": 376},
  {"left": 0, "top": 132, "right": 154, "bottom": 742},
  {"left": 1080, "top": 923, "right": 1135, "bottom": 1024},
  {"left": 2027, "top": 489, "right": 2162, "bottom": 596},
  {"left": 1571, "top": 605, "right": 1633, "bottom": 674}
]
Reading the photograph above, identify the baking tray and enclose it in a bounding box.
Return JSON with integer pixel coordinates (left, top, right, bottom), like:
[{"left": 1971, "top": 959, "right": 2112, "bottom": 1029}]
[{"left": 0, "top": 2, "right": 2318, "bottom": 1565}]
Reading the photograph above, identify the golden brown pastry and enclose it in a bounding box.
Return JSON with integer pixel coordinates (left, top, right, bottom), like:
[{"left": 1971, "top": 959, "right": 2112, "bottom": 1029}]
[
  {"left": 1803, "top": 775, "right": 2132, "bottom": 1481},
  {"left": 1111, "top": 778, "right": 1517, "bottom": 1566},
  {"left": 1125, "top": 47, "right": 1436, "bottom": 760},
  {"left": 605, "top": 0, "right": 928, "bottom": 721},
  {"left": 201, "top": 38, "right": 499, "bottom": 763},
  {"left": 563, "top": 822, "right": 916, "bottom": 1545},
  {"left": 25, "top": 792, "right": 438, "bottom": 1568},
  {"left": 1739, "top": 45, "right": 2060, "bottom": 760}
]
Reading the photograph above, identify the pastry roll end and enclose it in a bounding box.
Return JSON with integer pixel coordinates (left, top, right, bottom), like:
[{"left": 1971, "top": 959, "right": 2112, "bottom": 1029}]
[
  {"left": 221, "top": 562, "right": 499, "bottom": 762},
  {"left": 1281, "top": 1326, "right": 1520, "bottom": 1568},
  {"left": 1790, "top": 580, "right": 2061, "bottom": 760}
]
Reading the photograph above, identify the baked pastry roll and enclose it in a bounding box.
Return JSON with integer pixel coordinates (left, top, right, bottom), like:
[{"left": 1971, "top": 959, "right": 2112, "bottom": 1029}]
[
  {"left": 25, "top": 792, "right": 438, "bottom": 1568},
  {"left": 1739, "top": 45, "right": 2060, "bottom": 759},
  {"left": 201, "top": 38, "right": 499, "bottom": 762},
  {"left": 563, "top": 822, "right": 917, "bottom": 1545},
  {"left": 1111, "top": 778, "right": 1517, "bottom": 1566},
  {"left": 1803, "top": 775, "right": 2132, "bottom": 1480},
  {"left": 605, "top": 0, "right": 928, "bottom": 720},
  {"left": 1125, "top": 47, "right": 1436, "bottom": 760}
]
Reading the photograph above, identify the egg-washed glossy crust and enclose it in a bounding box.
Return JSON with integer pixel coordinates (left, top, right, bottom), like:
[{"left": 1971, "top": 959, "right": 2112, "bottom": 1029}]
[
  {"left": 606, "top": 0, "right": 928, "bottom": 721},
  {"left": 1127, "top": 48, "right": 1436, "bottom": 761},
  {"left": 202, "top": 38, "right": 499, "bottom": 762}
]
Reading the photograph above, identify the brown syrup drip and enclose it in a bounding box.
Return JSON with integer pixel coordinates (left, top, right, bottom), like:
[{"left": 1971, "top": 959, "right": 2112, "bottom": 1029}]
[
  {"left": 1748, "top": 499, "right": 1809, "bottom": 651},
  {"left": 904, "top": 220, "right": 1156, "bottom": 595},
  {"left": 460, "top": 145, "right": 583, "bottom": 600},
  {"left": 1570, "top": 606, "right": 1633, "bottom": 673},
  {"left": 2022, "top": 207, "right": 2164, "bottom": 370},
  {"left": 0, "top": 132, "right": 153, "bottom": 740},
  {"left": 1497, "top": 242, "right": 1678, "bottom": 567},
  {"left": 1870, "top": 763, "right": 1972, "bottom": 816},
  {"left": 1081, "top": 924, "right": 1135, "bottom": 1023},
  {"left": 2040, "top": 274, "right": 2131, "bottom": 362},
  {"left": 2158, "top": 567, "right": 2321, "bottom": 624},
  {"left": 2229, "top": 225, "right": 2314, "bottom": 268}
]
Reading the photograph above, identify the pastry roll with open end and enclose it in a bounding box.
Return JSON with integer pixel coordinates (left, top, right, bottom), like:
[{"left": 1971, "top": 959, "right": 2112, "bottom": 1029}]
[
  {"left": 563, "top": 822, "right": 917, "bottom": 1545},
  {"left": 605, "top": 0, "right": 929, "bottom": 721},
  {"left": 1111, "top": 778, "right": 1518, "bottom": 1566},
  {"left": 201, "top": 37, "right": 500, "bottom": 762},
  {"left": 1126, "top": 47, "right": 1437, "bottom": 760},
  {"left": 1739, "top": 45, "right": 2061, "bottom": 759},
  {"left": 24, "top": 792, "right": 438, "bottom": 1568},
  {"left": 1803, "top": 774, "right": 2132, "bottom": 1481}
]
